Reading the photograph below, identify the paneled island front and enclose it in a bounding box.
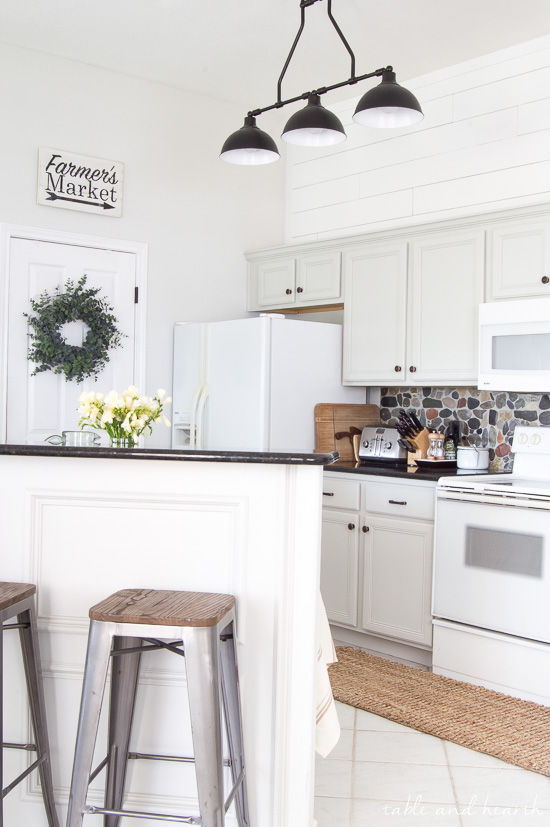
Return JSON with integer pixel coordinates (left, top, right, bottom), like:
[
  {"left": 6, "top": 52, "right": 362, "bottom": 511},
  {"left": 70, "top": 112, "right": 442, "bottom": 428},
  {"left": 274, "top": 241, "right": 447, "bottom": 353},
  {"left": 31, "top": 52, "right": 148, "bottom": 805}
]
[{"left": 0, "top": 444, "right": 336, "bottom": 827}]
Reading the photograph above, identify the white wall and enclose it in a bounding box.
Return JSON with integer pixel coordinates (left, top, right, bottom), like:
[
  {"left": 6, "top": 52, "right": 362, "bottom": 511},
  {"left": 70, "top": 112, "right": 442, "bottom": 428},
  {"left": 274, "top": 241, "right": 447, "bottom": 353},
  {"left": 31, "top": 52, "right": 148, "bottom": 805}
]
[
  {"left": 285, "top": 36, "right": 550, "bottom": 243},
  {"left": 0, "top": 43, "right": 285, "bottom": 445}
]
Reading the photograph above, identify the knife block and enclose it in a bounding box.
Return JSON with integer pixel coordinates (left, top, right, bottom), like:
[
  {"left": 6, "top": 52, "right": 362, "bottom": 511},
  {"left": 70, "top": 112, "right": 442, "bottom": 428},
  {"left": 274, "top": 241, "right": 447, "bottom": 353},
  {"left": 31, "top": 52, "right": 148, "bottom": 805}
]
[{"left": 410, "top": 427, "right": 430, "bottom": 462}]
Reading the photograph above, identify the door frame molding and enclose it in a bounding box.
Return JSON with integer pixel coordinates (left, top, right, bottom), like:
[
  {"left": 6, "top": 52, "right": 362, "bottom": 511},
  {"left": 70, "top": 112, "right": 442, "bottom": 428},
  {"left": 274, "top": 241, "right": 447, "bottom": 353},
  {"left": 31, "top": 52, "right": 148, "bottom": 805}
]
[{"left": 0, "top": 224, "right": 148, "bottom": 442}]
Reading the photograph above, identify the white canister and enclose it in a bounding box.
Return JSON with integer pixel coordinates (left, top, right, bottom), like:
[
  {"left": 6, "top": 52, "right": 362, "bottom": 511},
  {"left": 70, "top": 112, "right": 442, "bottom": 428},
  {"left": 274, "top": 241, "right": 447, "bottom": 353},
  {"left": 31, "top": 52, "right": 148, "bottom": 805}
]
[{"left": 456, "top": 445, "right": 490, "bottom": 470}]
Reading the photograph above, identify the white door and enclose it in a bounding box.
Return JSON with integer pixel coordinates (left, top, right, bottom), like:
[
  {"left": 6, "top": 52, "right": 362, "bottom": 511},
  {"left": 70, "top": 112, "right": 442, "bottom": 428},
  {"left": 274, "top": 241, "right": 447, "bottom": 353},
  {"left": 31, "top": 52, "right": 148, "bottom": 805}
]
[{"left": 6, "top": 238, "right": 138, "bottom": 444}]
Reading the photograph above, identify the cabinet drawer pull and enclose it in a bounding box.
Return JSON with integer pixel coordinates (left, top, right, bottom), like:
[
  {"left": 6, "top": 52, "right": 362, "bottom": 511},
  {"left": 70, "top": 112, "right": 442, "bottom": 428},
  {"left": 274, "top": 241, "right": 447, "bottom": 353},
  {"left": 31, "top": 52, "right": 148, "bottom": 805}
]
[
  {"left": 286, "top": 288, "right": 292, "bottom": 295},
  {"left": 543, "top": 276, "right": 549, "bottom": 285},
  {"left": 348, "top": 523, "right": 355, "bottom": 530},
  {"left": 389, "top": 499, "right": 407, "bottom": 505},
  {"left": 323, "top": 491, "right": 335, "bottom": 497},
  {"left": 362, "top": 525, "right": 369, "bottom": 533}
]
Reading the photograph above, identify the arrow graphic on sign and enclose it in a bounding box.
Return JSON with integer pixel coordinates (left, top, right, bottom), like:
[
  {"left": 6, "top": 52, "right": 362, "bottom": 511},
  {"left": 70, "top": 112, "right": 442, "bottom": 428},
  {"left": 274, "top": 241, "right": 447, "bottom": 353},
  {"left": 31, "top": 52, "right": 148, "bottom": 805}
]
[{"left": 45, "top": 191, "right": 115, "bottom": 210}]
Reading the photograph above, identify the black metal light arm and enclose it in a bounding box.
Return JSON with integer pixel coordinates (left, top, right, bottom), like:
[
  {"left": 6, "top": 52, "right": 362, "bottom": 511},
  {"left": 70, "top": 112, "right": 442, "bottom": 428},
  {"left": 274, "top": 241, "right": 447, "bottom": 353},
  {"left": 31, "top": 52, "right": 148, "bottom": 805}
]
[
  {"left": 248, "top": 66, "right": 392, "bottom": 118},
  {"left": 249, "top": 0, "right": 389, "bottom": 119}
]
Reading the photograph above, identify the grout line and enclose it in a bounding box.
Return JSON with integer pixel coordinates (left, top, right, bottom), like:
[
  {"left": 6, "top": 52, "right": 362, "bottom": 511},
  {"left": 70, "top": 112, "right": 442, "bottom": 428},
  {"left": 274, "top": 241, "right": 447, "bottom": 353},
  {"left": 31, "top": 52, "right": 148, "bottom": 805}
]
[
  {"left": 443, "top": 739, "right": 464, "bottom": 827},
  {"left": 348, "top": 709, "right": 357, "bottom": 827}
]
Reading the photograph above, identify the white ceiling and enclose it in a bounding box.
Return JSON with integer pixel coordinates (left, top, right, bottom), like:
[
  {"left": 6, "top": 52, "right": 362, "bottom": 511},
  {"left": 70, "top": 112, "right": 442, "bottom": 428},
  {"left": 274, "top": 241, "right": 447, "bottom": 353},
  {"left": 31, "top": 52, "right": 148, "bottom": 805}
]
[{"left": 1, "top": 0, "right": 550, "bottom": 112}]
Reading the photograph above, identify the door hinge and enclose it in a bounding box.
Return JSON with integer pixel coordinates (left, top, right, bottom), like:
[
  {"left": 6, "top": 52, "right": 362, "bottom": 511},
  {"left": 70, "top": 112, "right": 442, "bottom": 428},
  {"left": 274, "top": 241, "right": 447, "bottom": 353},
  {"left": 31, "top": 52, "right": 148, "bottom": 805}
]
[{"left": 134, "top": 286, "right": 139, "bottom": 304}]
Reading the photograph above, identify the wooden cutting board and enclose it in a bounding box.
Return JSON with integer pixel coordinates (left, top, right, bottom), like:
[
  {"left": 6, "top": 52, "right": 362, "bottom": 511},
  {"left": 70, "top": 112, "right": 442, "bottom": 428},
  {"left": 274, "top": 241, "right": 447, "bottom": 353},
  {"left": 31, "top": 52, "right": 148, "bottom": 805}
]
[{"left": 314, "top": 403, "right": 379, "bottom": 460}]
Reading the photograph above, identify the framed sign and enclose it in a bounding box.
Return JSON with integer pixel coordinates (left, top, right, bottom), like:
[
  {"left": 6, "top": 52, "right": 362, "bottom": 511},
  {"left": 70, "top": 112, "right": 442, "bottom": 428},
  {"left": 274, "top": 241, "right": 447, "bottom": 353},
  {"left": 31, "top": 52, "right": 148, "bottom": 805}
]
[{"left": 37, "top": 147, "right": 124, "bottom": 217}]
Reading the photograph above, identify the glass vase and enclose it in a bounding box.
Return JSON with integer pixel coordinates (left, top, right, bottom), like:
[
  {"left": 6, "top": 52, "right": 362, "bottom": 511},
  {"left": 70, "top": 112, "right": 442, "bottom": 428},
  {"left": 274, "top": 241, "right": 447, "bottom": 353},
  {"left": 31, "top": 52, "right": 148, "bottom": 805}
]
[{"left": 110, "top": 436, "right": 136, "bottom": 449}]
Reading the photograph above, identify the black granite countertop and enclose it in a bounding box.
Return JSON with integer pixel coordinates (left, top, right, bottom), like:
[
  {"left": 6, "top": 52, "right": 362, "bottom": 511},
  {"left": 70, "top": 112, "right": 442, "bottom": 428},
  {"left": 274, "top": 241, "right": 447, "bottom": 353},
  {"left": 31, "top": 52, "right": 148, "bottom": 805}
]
[
  {"left": 0, "top": 444, "right": 339, "bottom": 466},
  {"left": 325, "top": 459, "right": 505, "bottom": 482}
]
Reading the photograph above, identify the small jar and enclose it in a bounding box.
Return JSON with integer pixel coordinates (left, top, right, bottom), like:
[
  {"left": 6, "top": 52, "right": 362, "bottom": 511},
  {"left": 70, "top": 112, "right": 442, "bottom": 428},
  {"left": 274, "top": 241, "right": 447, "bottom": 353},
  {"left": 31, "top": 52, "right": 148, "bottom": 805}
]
[{"left": 427, "top": 432, "right": 445, "bottom": 458}]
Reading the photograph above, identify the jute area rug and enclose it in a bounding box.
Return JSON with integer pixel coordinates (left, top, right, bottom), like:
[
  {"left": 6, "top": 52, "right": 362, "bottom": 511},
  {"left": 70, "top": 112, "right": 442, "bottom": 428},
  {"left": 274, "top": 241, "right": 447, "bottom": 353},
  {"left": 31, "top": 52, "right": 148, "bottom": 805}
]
[{"left": 328, "top": 646, "right": 550, "bottom": 776}]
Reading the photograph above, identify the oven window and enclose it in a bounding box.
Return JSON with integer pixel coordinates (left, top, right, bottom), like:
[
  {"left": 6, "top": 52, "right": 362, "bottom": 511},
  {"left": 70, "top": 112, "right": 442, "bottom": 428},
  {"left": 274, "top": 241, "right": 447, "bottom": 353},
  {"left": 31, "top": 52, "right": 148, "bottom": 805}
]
[
  {"left": 492, "top": 333, "right": 550, "bottom": 370},
  {"left": 465, "top": 526, "right": 543, "bottom": 578}
]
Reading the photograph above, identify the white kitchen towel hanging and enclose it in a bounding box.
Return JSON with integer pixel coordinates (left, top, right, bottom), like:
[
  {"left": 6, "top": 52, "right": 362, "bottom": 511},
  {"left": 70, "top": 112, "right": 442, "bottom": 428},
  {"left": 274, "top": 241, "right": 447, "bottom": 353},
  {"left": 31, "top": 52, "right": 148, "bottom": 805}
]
[{"left": 316, "top": 594, "right": 341, "bottom": 758}]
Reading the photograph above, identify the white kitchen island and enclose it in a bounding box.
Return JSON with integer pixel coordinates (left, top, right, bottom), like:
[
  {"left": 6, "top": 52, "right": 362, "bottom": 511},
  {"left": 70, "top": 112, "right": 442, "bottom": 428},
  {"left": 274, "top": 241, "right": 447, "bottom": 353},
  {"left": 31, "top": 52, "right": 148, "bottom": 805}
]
[{"left": 0, "top": 444, "right": 336, "bottom": 827}]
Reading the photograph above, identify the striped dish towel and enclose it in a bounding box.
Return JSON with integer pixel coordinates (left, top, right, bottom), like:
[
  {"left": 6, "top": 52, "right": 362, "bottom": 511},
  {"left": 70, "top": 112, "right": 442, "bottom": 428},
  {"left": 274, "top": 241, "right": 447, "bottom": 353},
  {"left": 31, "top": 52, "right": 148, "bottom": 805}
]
[{"left": 316, "top": 595, "right": 341, "bottom": 758}]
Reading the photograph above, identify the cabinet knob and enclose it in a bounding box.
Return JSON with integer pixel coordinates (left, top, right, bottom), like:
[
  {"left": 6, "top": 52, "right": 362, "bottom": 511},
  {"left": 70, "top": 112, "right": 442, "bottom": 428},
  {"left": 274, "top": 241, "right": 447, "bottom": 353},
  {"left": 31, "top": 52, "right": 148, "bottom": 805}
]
[
  {"left": 362, "top": 525, "right": 369, "bottom": 533},
  {"left": 286, "top": 288, "right": 292, "bottom": 295},
  {"left": 297, "top": 287, "right": 303, "bottom": 293},
  {"left": 409, "top": 366, "right": 417, "bottom": 373},
  {"left": 394, "top": 365, "right": 402, "bottom": 372},
  {"left": 348, "top": 523, "right": 355, "bottom": 531},
  {"left": 542, "top": 276, "right": 549, "bottom": 285}
]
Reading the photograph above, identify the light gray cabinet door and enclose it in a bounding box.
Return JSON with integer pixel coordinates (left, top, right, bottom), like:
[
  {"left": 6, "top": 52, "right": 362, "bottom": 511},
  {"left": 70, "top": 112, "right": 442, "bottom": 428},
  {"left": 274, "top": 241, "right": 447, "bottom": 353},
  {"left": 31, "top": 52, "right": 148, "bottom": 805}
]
[
  {"left": 407, "top": 229, "right": 485, "bottom": 385},
  {"left": 256, "top": 257, "right": 296, "bottom": 306},
  {"left": 488, "top": 217, "right": 550, "bottom": 300},
  {"left": 320, "top": 509, "right": 359, "bottom": 628},
  {"left": 343, "top": 242, "right": 408, "bottom": 384},
  {"left": 361, "top": 515, "right": 434, "bottom": 647}
]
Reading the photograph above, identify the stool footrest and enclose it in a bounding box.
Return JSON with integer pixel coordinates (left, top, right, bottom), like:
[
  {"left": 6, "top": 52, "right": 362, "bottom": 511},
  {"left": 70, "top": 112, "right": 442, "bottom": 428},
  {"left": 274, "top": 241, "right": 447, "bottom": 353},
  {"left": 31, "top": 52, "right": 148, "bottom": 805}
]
[
  {"left": 3, "top": 741, "right": 37, "bottom": 751},
  {"left": 83, "top": 804, "right": 202, "bottom": 824},
  {"left": 128, "top": 751, "right": 231, "bottom": 767}
]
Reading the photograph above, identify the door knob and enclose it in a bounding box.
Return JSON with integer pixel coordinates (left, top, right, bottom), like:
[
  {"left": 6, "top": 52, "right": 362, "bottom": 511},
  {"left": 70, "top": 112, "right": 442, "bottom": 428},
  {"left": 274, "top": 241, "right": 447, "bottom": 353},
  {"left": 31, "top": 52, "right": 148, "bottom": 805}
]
[
  {"left": 348, "top": 523, "right": 355, "bottom": 530},
  {"left": 409, "top": 366, "right": 417, "bottom": 373},
  {"left": 297, "top": 287, "right": 303, "bottom": 293},
  {"left": 394, "top": 365, "right": 402, "bottom": 372},
  {"left": 542, "top": 276, "right": 549, "bottom": 284},
  {"left": 286, "top": 288, "right": 292, "bottom": 295},
  {"left": 362, "top": 525, "right": 369, "bottom": 533}
]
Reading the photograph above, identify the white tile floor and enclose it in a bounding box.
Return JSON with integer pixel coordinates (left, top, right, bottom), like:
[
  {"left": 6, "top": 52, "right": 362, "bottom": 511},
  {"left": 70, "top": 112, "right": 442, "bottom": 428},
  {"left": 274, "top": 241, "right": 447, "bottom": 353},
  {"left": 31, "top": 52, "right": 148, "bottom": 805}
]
[{"left": 315, "top": 701, "right": 550, "bottom": 826}]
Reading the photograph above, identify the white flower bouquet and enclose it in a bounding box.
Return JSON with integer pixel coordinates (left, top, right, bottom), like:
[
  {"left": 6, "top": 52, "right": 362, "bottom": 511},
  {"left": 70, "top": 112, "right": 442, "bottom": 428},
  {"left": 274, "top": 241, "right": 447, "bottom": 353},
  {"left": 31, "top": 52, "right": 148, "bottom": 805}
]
[{"left": 77, "top": 386, "right": 171, "bottom": 447}]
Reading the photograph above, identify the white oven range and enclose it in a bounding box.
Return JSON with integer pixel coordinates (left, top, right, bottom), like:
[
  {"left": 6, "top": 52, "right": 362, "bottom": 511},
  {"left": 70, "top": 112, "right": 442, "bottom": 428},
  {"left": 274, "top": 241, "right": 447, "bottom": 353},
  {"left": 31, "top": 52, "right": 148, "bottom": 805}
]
[{"left": 433, "top": 425, "right": 550, "bottom": 705}]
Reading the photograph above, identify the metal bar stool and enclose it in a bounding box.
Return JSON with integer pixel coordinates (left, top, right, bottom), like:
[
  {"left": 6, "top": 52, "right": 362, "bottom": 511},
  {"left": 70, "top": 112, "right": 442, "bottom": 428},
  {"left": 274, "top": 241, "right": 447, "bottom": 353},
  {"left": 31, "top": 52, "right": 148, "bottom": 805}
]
[
  {"left": 0, "top": 581, "right": 59, "bottom": 827},
  {"left": 66, "top": 588, "right": 249, "bottom": 827}
]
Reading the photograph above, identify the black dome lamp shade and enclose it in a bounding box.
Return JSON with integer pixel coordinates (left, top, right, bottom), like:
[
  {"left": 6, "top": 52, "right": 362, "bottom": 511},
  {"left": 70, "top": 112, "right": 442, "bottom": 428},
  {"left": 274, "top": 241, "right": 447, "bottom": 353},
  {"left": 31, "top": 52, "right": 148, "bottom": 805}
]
[
  {"left": 352, "top": 68, "right": 424, "bottom": 128},
  {"left": 282, "top": 94, "right": 346, "bottom": 146},
  {"left": 220, "top": 116, "right": 280, "bottom": 165}
]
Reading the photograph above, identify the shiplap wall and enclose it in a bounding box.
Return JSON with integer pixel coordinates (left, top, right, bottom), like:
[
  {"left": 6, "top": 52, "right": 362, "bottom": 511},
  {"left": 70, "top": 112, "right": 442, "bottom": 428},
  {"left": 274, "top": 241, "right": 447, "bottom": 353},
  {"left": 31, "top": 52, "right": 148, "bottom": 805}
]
[{"left": 285, "top": 35, "right": 550, "bottom": 244}]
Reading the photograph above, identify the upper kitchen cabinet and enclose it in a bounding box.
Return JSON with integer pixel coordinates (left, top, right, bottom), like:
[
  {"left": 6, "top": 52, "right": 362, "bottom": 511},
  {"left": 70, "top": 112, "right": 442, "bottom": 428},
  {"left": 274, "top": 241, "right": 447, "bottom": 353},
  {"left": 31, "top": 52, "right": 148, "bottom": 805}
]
[
  {"left": 343, "top": 229, "right": 485, "bottom": 385},
  {"left": 487, "top": 215, "right": 550, "bottom": 300},
  {"left": 407, "top": 229, "right": 485, "bottom": 384},
  {"left": 247, "top": 248, "right": 342, "bottom": 311},
  {"left": 342, "top": 242, "right": 408, "bottom": 384}
]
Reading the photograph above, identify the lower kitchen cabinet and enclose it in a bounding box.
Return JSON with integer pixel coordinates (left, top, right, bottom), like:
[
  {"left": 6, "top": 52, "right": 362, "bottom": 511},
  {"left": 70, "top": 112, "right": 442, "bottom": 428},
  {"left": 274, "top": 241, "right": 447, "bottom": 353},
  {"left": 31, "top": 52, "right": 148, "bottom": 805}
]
[
  {"left": 361, "top": 515, "right": 434, "bottom": 646},
  {"left": 320, "top": 509, "right": 359, "bottom": 627},
  {"left": 321, "top": 473, "right": 435, "bottom": 652}
]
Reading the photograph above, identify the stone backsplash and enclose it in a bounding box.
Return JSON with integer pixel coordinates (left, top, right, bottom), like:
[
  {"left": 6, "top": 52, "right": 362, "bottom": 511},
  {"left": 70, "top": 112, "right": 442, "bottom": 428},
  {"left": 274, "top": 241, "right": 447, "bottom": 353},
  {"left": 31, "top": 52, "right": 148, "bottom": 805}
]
[{"left": 380, "top": 387, "right": 550, "bottom": 471}]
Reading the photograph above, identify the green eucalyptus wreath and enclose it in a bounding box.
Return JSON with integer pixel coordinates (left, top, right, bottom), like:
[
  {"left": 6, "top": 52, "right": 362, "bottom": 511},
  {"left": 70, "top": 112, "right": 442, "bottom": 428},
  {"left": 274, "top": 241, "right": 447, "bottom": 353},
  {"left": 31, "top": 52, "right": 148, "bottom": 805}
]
[{"left": 24, "top": 276, "right": 125, "bottom": 383}]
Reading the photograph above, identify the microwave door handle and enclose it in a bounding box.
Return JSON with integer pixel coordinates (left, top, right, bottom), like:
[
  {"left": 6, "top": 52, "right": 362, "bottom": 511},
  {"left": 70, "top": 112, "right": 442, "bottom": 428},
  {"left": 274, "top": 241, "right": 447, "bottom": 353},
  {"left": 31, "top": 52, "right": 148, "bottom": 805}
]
[
  {"left": 195, "top": 383, "right": 209, "bottom": 449},
  {"left": 189, "top": 383, "right": 203, "bottom": 448}
]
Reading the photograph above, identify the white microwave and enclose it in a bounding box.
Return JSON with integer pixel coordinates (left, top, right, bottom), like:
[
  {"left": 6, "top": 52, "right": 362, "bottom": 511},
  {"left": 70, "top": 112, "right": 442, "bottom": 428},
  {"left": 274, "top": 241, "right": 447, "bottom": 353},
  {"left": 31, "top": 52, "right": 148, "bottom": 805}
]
[{"left": 478, "top": 297, "right": 550, "bottom": 392}]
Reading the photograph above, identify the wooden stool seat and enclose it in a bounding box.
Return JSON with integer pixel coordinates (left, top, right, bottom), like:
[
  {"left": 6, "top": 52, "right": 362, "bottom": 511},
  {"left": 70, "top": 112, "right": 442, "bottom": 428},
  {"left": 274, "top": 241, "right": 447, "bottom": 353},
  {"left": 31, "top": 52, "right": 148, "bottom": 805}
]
[
  {"left": 89, "top": 587, "right": 236, "bottom": 627},
  {"left": 0, "top": 580, "right": 36, "bottom": 611}
]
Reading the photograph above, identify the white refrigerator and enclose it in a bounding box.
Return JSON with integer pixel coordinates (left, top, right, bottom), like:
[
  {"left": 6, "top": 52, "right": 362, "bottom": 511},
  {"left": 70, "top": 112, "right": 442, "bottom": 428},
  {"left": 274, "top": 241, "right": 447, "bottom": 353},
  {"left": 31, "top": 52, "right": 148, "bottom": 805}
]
[{"left": 171, "top": 315, "right": 365, "bottom": 452}]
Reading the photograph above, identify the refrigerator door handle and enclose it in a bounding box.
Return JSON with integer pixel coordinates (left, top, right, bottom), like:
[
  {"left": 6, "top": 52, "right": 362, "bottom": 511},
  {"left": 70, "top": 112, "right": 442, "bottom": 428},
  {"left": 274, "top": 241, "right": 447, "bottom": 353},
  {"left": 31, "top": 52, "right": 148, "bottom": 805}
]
[
  {"left": 195, "top": 383, "right": 209, "bottom": 449},
  {"left": 189, "top": 383, "right": 203, "bottom": 448}
]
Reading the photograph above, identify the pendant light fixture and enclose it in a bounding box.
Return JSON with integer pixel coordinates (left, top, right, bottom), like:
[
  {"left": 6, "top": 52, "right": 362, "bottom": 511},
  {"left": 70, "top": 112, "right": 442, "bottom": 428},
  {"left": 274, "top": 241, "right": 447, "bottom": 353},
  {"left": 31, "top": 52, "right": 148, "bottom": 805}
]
[
  {"left": 281, "top": 93, "right": 346, "bottom": 146},
  {"left": 220, "top": 116, "right": 280, "bottom": 165},
  {"left": 220, "top": 0, "right": 424, "bottom": 166},
  {"left": 353, "top": 68, "right": 424, "bottom": 128}
]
